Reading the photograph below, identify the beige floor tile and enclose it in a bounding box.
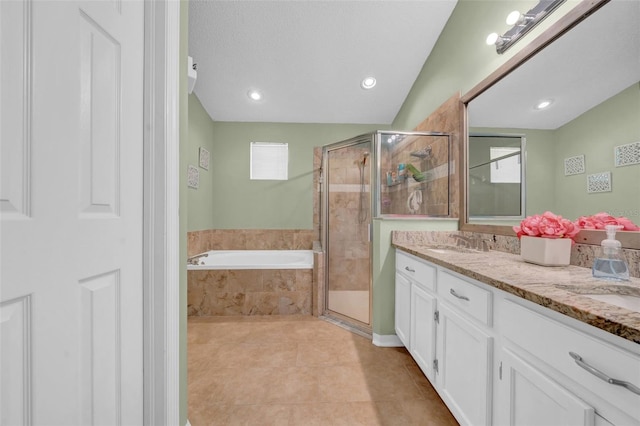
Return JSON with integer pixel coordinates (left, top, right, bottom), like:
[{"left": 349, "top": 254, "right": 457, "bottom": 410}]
[{"left": 188, "top": 315, "right": 458, "bottom": 425}]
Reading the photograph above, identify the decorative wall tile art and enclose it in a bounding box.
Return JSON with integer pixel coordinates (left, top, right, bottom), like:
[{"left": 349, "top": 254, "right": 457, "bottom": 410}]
[
  {"left": 586, "top": 171, "right": 611, "bottom": 193},
  {"left": 614, "top": 141, "right": 640, "bottom": 167},
  {"left": 564, "top": 154, "right": 585, "bottom": 176},
  {"left": 199, "top": 147, "right": 210, "bottom": 170},
  {"left": 188, "top": 165, "right": 199, "bottom": 189}
]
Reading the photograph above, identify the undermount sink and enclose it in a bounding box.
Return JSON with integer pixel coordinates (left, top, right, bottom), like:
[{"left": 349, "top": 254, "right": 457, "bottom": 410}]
[
  {"left": 426, "top": 245, "right": 482, "bottom": 254},
  {"left": 584, "top": 294, "right": 640, "bottom": 312}
]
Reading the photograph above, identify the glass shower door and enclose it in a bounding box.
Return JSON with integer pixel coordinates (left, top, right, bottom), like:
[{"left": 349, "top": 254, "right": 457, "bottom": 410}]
[{"left": 324, "top": 139, "right": 372, "bottom": 326}]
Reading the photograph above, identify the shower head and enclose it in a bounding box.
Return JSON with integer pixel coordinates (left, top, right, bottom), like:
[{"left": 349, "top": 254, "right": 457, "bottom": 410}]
[{"left": 362, "top": 152, "right": 370, "bottom": 166}]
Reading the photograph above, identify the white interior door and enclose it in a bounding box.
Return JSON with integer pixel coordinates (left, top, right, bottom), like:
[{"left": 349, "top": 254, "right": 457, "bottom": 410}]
[{"left": 1, "top": 1, "right": 144, "bottom": 424}]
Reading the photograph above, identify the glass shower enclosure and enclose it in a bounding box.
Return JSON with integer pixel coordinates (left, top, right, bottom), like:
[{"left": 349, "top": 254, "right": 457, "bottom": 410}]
[{"left": 321, "top": 131, "right": 450, "bottom": 332}]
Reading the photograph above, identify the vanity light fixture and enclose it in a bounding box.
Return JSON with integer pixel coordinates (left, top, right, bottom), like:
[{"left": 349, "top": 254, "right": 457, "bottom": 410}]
[
  {"left": 247, "top": 89, "right": 262, "bottom": 101},
  {"left": 361, "top": 76, "right": 377, "bottom": 90},
  {"left": 487, "top": 0, "right": 566, "bottom": 54}
]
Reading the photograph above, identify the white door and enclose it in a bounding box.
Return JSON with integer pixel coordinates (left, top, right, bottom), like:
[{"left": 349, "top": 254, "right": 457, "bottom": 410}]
[
  {"left": 1, "top": 1, "right": 144, "bottom": 424},
  {"left": 497, "top": 348, "right": 595, "bottom": 426},
  {"left": 394, "top": 272, "right": 411, "bottom": 347},
  {"left": 410, "top": 283, "right": 436, "bottom": 381},
  {"left": 436, "top": 303, "right": 492, "bottom": 426}
]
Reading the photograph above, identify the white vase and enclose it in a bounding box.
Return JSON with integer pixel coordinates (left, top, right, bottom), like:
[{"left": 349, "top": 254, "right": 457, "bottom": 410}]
[{"left": 520, "top": 236, "right": 572, "bottom": 266}]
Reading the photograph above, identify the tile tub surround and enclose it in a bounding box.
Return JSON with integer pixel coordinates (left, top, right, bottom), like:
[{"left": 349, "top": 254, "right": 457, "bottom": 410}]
[
  {"left": 188, "top": 268, "right": 312, "bottom": 316},
  {"left": 187, "top": 229, "right": 316, "bottom": 257},
  {"left": 392, "top": 231, "right": 640, "bottom": 344},
  {"left": 187, "top": 229, "right": 318, "bottom": 317}
]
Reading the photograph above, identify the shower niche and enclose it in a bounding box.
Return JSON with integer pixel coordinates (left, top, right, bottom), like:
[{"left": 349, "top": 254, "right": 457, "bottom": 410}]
[
  {"left": 321, "top": 131, "right": 450, "bottom": 332},
  {"left": 378, "top": 131, "right": 451, "bottom": 217}
]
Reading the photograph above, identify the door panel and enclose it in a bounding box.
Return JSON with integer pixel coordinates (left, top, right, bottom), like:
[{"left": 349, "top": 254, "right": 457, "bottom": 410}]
[
  {"left": 499, "top": 348, "right": 595, "bottom": 426},
  {"left": 325, "top": 140, "right": 372, "bottom": 325},
  {"left": 1, "top": 1, "right": 144, "bottom": 423}
]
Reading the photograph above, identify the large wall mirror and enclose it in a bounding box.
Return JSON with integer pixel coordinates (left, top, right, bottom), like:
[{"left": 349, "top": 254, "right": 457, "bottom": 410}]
[{"left": 461, "top": 0, "right": 640, "bottom": 248}]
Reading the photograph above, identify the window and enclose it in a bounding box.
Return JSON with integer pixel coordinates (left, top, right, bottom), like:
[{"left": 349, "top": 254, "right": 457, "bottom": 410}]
[
  {"left": 250, "top": 142, "right": 288, "bottom": 180},
  {"left": 490, "top": 146, "right": 521, "bottom": 183}
]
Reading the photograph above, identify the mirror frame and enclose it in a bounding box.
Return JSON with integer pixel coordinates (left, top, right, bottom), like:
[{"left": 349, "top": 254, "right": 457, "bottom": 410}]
[{"left": 459, "top": 0, "right": 639, "bottom": 249}]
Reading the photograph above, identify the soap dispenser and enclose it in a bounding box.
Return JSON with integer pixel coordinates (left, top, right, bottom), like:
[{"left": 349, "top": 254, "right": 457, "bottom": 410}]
[{"left": 592, "top": 225, "right": 629, "bottom": 281}]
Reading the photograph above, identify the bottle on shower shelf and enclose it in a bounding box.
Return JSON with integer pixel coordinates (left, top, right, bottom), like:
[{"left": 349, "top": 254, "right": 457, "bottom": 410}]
[{"left": 397, "top": 163, "right": 406, "bottom": 181}]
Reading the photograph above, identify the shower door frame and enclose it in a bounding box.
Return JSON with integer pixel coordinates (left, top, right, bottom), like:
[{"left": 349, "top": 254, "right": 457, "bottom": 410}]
[{"left": 321, "top": 134, "right": 375, "bottom": 333}]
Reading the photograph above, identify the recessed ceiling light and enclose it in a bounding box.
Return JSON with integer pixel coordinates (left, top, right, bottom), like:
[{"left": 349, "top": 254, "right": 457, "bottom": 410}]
[
  {"left": 247, "top": 89, "right": 262, "bottom": 101},
  {"left": 535, "top": 99, "right": 553, "bottom": 110},
  {"left": 361, "top": 77, "right": 376, "bottom": 90}
]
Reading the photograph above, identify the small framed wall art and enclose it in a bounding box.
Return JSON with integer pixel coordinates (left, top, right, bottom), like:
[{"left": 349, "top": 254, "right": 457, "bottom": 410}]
[
  {"left": 188, "top": 165, "right": 199, "bottom": 189},
  {"left": 199, "top": 147, "right": 210, "bottom": 170}
]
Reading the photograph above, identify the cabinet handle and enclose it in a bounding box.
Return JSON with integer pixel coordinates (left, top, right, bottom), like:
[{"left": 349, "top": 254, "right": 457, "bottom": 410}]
[
  {"left": 569, "top": 352, "right": 640, "bottom": 395},
  {"left": 404, "top": 266, "right": 415, "bottom": 273},
  {"left": 449, "top": 288, "right": 470, "bottom": 301}
]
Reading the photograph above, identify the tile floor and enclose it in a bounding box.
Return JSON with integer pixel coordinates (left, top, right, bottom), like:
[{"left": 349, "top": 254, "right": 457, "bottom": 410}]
[{"left": 188, "top": 315, "right": 458, "bottom": 425}]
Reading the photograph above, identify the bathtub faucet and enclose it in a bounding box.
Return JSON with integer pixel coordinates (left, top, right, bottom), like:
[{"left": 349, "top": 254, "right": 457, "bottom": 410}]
[{"left": 187, "top": 253, "right": 208, "bottom": 265}]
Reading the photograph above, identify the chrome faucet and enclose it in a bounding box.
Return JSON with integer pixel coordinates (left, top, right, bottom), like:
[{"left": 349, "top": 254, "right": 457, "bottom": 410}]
[{"left": 187, "top": 253, "right": 208, "bottom": 265}]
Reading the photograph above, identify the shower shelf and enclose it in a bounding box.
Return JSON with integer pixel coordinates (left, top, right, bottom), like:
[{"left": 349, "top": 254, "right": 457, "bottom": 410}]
[{"left": 410, "top": 146, "right": 432, "bottom": 159}]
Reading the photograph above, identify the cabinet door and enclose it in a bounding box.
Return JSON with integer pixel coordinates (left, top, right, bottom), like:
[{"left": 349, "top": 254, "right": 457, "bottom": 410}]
[
  {"left": 395, "top": 272, "right": 411, "bottom": 347},
  {"left": 411, "top": 283, "right": 436, "bottom": 381},
  {"left": 436, "top": 303, "right": 492, "bottom": 426},
  {"left": 498, "top": 348, "right": 595, "bottom": 426}
]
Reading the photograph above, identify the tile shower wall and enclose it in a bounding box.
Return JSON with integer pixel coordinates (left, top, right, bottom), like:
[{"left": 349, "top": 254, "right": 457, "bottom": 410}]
[
  {"left": 187, "top": 229, "right": 317, "bottom": 316},
  {"left": 414, "top": 93, "right": 463, "bottom": 219},
  {"left": 381, "top": 133, "right": 450, "bottom": 216}
]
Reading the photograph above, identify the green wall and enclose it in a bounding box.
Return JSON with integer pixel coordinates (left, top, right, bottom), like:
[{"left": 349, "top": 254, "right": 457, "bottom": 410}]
[
  {"left": 186, "top": 97, "right": 385, "bottom": 230},
  {"left": 553, "top": 83, "right": 640, "bottom": 221},
  {"left": 373, "top": 219, "right": 459, "bottom": 336}
]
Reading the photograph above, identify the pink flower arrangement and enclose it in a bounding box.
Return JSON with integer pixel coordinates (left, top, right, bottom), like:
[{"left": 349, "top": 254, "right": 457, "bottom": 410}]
[
  {"left": 513, "top": 211, "right": 581, "bottom": 240},
  {"left": 514, "top": 211, "right": 640, "bottom": 241},
  {"left": 574, "top": 212, "right": 639, "bottom": 231}
]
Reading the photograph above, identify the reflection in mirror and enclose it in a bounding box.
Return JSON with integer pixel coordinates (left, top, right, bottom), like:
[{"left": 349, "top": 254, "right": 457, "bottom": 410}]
[
  {"left": 466, "top": 0, "right": 640, "bottom": 231},
  {"left": 469, "top": 134, "right": 525, "bottom": 219}
]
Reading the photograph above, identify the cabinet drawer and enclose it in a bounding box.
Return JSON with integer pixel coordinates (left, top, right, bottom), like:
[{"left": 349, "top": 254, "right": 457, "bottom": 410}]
[
  {"left": 438, "top": 270, "right": 492, "bottom": 326},
  {"left": 501, "top": 299, "right": 640, "bottom": 422},
  {"left": 396, "top": 251, "right": 436, "bottom": 292}
]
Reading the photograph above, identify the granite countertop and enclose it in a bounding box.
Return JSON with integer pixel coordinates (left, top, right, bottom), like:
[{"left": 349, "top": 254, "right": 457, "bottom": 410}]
[{"left": 392, "top": 241, "right": 640, "bottom": 345}]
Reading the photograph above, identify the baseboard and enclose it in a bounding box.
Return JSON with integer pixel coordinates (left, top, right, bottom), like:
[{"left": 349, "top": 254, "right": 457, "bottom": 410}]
[{"left": 372, "top": 333, "right": 404, "bottom": 347}]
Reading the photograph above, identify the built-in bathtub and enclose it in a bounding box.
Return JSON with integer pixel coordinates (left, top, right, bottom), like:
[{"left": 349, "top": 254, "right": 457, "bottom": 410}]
[
  {"left": 187, "top": 250, "right": 314, "bottom": 316},
  {"left": 187, "top": 250, "right": 313, "bottom": 270}
]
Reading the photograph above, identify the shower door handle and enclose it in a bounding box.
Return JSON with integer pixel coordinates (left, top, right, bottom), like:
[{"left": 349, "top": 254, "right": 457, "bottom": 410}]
[{"left": 368, "top": 223, "right": 372, "bottom": 242}]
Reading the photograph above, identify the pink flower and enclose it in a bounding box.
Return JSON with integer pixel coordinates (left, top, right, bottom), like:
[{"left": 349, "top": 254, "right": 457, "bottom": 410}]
[
  {"left": 575, "top": 212, "right": 639, "bottom": 231},
  {"left": 513, "top": 211, "right": 581, "bottom": 240}
]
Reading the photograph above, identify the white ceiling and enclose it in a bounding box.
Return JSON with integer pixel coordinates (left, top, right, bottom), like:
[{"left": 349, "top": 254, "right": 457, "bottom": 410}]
[
  {"left": 188, "top": 0, "right": 458, "bottom": 124},
  {"left": 469, "top": 0, "right": 640, "bottom": 130}
]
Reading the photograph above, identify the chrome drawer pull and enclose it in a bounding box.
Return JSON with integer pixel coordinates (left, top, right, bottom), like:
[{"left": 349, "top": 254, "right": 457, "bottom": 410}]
[
  {"left": 569, "top": 352, "right": 640, "bottom": 395},
  {"left": 449, "top": 288, "right": 470, "bottom": 301},
  {"left": 404, "top": 266, "right": 415, "bottom": 273}
]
